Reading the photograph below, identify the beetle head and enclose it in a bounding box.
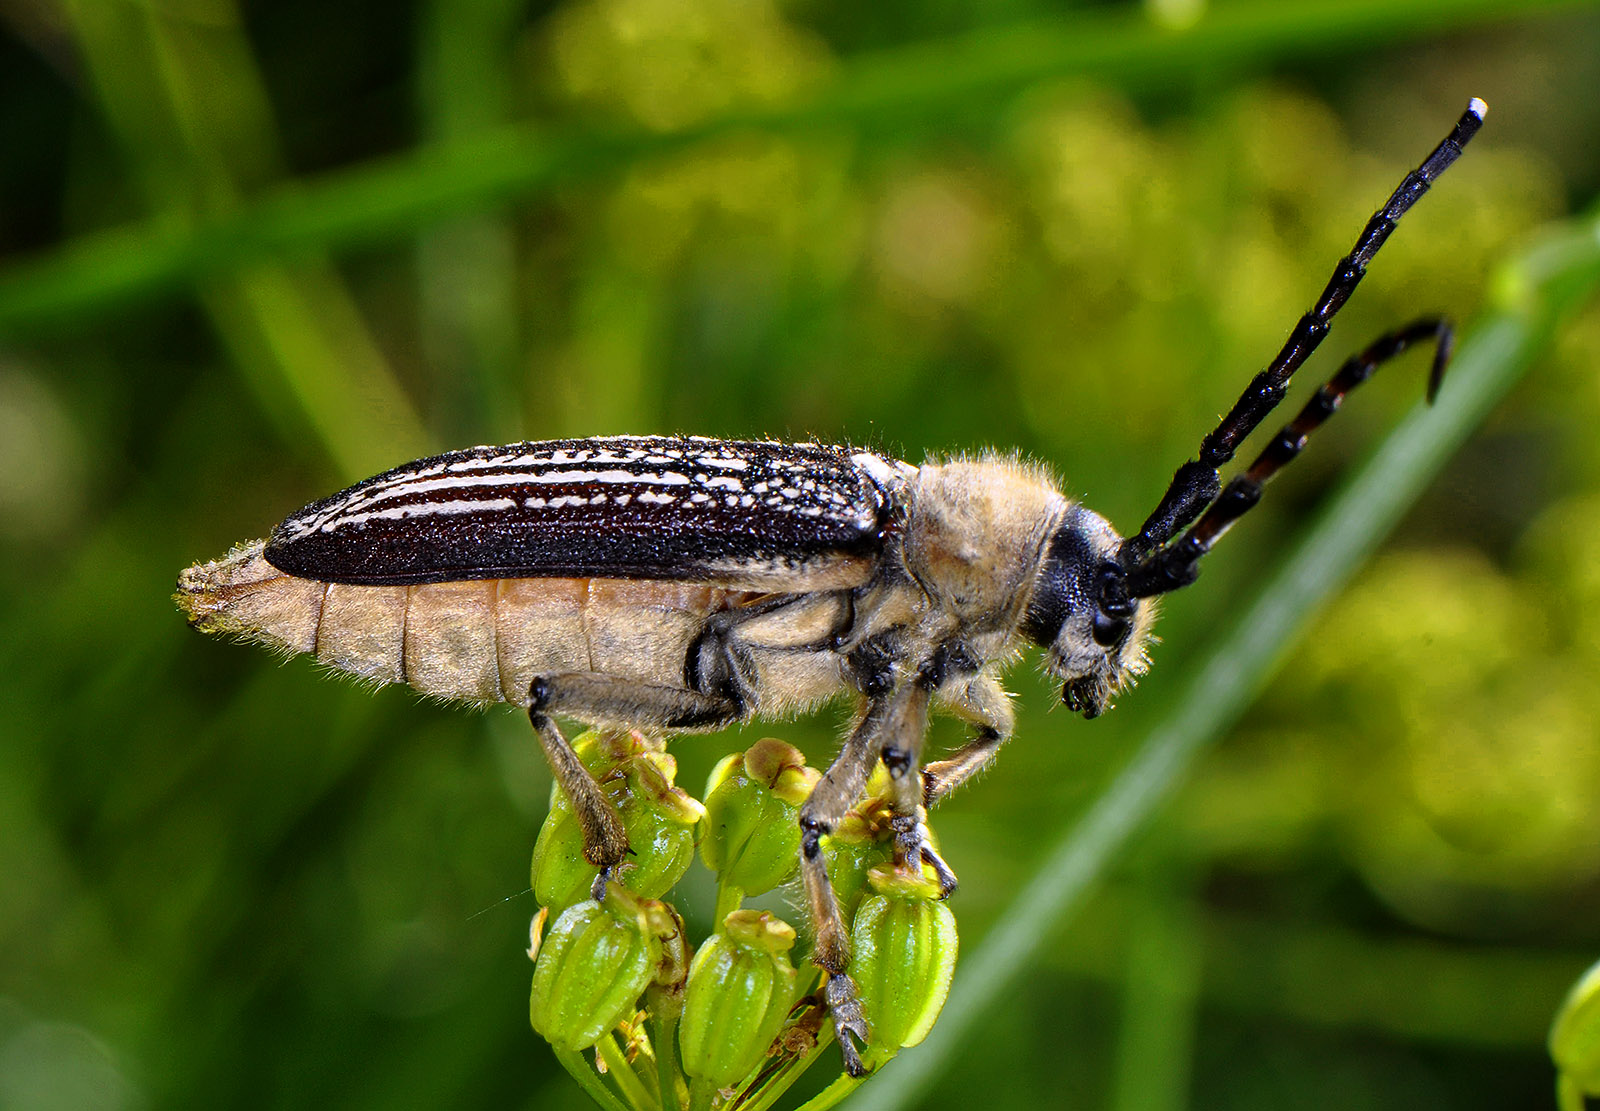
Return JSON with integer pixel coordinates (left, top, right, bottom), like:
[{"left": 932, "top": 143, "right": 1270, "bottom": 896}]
[{"left": 1021, "top": 505, "right": 1154, "bottom": 718}]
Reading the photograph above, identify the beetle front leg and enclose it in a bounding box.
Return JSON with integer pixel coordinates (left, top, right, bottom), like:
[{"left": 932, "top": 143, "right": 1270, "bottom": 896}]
[
  {"left": 528, "top": 673, "right": 742, "bottom": 898},
  {"left": 923, "top": 674, "right": 1016, "bottom": 807}
]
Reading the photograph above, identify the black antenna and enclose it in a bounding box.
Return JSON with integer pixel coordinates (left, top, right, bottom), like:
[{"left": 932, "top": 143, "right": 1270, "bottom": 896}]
[{"left": 1117, "top": 97, "right": 1487, "bottom": 599}]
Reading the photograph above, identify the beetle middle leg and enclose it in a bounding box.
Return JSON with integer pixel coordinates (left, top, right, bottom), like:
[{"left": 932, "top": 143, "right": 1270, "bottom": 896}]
[
  {"left": 880, "top": 658, "right": 1014, "bottom": 899},
  {"left": 528, "top": 674, "right": 742, "bottom": 898},
  {"left": 799, "top": 682, "right": 930, "bottom": 1076},
  {"left": 800, "top": 693, "right": 893, "bottom": 1075}
]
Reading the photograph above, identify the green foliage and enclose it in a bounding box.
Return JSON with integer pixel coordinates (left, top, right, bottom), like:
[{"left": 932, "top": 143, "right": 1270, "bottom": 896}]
[{"left": 1, "top": 1, "right": 1598, "bottom": 1109}]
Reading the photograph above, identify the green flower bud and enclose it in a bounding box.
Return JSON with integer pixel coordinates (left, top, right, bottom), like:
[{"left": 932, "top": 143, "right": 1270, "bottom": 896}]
[
  {"left": 1551, "top": 957, "right": 1600, "bottom": 1099},
  {"left": 532, "top": 731, "right": 706, "bottom": 913},
  {"left": 821, "top": 792, "right": 896, "bottom": 922},
  {"left": 702, "top": 739, "right": 820, "bottom": 896},
  {"left": 529, "top": 889, "right": 664, "bottom": 1052},
  {"left": 849, "top": 865, "right": 959, "bottom": 1069},
  {"left": 679, "top": 910, "right": 800, "bottom": 1088}
]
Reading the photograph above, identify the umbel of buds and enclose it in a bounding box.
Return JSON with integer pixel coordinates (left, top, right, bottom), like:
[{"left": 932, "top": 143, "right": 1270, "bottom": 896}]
[
  {"left": 1551, "top": 957, "right": 1600, "bottom": 1110},
  {"left": 701, "top": 739, "right": 819, "bottom": 897},
  {"left": 526, "top": 735, "right": 962, "bottom": 1111}
]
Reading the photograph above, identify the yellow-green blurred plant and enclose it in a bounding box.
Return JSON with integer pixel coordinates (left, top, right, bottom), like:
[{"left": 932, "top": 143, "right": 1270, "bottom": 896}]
[{"left": 1551, "top": 957, "right": 1600, "bottom": 1111}]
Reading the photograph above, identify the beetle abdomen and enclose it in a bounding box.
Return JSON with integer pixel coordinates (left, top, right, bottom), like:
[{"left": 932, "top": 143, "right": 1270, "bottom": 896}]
[{"left": 176, "top": 541, "right": 757, "bottom": 705}]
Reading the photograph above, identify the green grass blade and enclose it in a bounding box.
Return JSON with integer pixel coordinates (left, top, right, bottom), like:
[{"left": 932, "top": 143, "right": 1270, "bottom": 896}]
[
  {"left": 0, "top": 0, "right": 1590, "bottom": 332},
  {"left": 844, "top": 207, "right": 1600, "bottom": 1111}
]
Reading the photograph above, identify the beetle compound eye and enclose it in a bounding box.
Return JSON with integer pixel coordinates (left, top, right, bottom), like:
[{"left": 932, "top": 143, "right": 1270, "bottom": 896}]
[
  {"left": 1091, "top": 609, "right": 1131, "bottom": 648},
  {"left": 1090, "top": 564, "right": 1134, "bottom": 646},
  {"left": 1097, "top": 564, "right": 1134, "bottom": 617}
]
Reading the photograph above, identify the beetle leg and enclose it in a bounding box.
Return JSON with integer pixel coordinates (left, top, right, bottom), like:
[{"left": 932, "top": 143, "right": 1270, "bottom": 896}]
[
  {"left": 923, "top": 674, "right": 1016, "bottom": 807},
  {"left": 878, "top": 675, "right": 957, "bottom": 895},
  {"left": 688, "top": 592, "right": 847, "bottom": 708},
  {"left": 887, "top": 814, "right": 958, "bottom": 897},
  {"left": 800, "top": 682, "right": 928, "bottom": 1076},
  {"left": 526, "top": 704, "right": 631, "bottom": 900},
  {"left": 531, "top": 673, "right": 742, "bottom": 732},
  {"left": 881, "top": 655, "right": 994, "bottom": 898},
  {"left": 528, "top": 674, "right": 742, "bottom": 899}
]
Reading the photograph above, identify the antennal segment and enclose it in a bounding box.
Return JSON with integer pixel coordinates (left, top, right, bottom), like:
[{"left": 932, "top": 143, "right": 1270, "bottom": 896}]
[
  {"left": 1126, "top": 317, "right": 1453, "bottom": 597},
  {"left": 1117, "top": 97, "right": 1487, "bottom": 573}
]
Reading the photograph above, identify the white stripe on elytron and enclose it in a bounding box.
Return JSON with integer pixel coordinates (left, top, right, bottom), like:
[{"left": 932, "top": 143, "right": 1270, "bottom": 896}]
[
  {"left": 317, "top": 467, "right": 701, "bottom": 518},
  {"left": 283, "top": 454, "right": 875, "bottom": 539},
  {"left": 283, "top": 469, "right": 687, "bottom": 535},
  {"left": 322, "top": 497, "right": 521, "bottom": 531}
]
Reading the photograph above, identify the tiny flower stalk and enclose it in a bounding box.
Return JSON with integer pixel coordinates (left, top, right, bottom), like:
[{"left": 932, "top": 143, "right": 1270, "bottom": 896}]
[
  {"left": 1551, "top": 957, "right": 1600, "bottom": 1111},
  {"left": 680, "top": 911, "right": 800, "bottom": 1108},
  {"left": 848, "top": 864, "right": 959, "bottom": 1072},
  {"left": 646, "top": 902, "right": 692, "bottom": 1111},
  {"left": 702, "top": 739, "right": 819, "bottom": 916},
  {"left": 529, "top": 888, "right": 666, "bottom": 1054},
  {"left": 534, "top": 731, "right": 706, "bottom": 913}
]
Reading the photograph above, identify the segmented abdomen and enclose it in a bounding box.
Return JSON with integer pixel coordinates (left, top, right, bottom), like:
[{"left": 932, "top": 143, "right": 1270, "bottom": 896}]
[{"left": 176, "top": 541, "right": 754, "bottom": 705}]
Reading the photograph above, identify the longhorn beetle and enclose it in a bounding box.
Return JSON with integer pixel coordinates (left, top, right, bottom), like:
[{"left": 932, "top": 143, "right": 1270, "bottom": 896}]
[{"left": 176, "top": 99, "right": 1486, "bottom": 1076}]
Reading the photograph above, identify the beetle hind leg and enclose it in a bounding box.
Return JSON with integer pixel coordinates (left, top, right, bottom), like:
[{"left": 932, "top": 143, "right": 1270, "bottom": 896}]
[
  {"left": 528, "top": 673, "right": 743, "bottom": 899},
  {"left": 529, "top": 672, "right": 742, "bottom": 732},
  {"left": 526, "top": 703, "right": 631, "bottom": 900}
]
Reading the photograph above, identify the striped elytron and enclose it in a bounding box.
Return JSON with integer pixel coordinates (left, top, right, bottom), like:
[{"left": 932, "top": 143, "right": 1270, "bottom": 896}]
[{"left": 176, "top": 99, "right": 1486, "bottom": 1076}]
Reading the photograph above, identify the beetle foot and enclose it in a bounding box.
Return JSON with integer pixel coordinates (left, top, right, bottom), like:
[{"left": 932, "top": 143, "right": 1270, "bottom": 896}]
[
  {"left": 890, "top": 814, "right": 959, "bottom": 898},
  {"left": 824, "top": 972, "right": 870, "bottom": 1077},
  {"left": 589, "top": 862, "right": 624, "bottom": 902}
]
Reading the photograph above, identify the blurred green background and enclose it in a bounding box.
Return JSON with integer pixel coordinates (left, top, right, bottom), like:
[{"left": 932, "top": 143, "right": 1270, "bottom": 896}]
[{"left": 3, "top": 0, "right": 1600, "bottom": 1108}]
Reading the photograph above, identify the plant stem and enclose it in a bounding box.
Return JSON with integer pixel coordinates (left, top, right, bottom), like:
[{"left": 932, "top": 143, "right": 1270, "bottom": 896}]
[
  {"left": 714, "top": 880, "right": 745, "bottom": 926},
  {"left": 735, "top": 1024, "right": 837, "bottom": 1111},
  {"left": 688, "top": 1075, "right": 718, "bottom": 1111},
  {"left": 554, "top": 1048, "right": 633, "bottom": 1111},
  {"left": 652, "top": 1001, "right": 686, "bottom": 1111},
  {"left": 598, "top": 1034, "right": 657, "bottom": 1111},
  {"left": 792, "top": 1074, "right": 865, "bottom": 1111}
]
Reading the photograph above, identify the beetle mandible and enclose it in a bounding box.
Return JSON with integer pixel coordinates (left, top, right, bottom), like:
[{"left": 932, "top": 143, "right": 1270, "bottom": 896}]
[{"left": 176, "top": 99, "right": 1486, "bottom": 1076}]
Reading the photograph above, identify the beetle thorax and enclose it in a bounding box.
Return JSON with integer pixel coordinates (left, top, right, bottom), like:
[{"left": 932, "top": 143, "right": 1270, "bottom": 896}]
[{"left": 900, "top": 458, "right": 1067, "bottom": 627}]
